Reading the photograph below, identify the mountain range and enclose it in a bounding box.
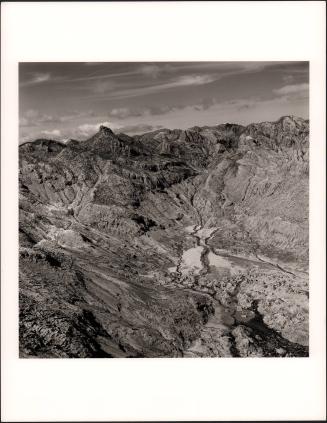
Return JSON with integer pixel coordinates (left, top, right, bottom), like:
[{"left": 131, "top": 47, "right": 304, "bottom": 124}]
[{"left": 19, "top": 115, "right": 309, "bottom": 357}]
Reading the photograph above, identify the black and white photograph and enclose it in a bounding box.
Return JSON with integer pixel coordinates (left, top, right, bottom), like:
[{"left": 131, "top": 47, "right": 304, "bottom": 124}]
[
  {"left": 2, "top": 2, "right": 325, "bottom": 421},
  {"left": 19, "top": 61, "right": 310, "bottom": 358}
]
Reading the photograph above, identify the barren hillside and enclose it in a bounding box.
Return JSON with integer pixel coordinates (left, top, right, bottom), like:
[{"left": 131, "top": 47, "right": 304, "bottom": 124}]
[{"left": 19, "top": 115, "right": 309, "bottom": 357}]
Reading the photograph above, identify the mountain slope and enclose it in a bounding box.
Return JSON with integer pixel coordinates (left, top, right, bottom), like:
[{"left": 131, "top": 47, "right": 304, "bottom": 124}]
[{"left": 19, "top": 116, "right": 309, "bottom": 357}]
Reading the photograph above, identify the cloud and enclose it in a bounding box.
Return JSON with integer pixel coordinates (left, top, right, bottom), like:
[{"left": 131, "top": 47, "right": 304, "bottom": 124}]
[
  {"left": 41, "top": 129, "right": 61, "bottom": 138},
  {"left": 117, "top": 123, "right": 163, "bottom": 135},
  {"left": 139, "top": 64, "right": 161, "bottom": 78},
  {"left": 273, "top": 83, "right": 309, "bottom": 95},
  {"left": 59, "top": 110, "right": 95, "bottom": 122},
  {"left": 58, "top": 70, "right": 136, "bottom": 84},
  {"left": 20, "top": 72, "right": 51, "bottom": 87},
  {"left": 282, "top": 75, "right": 295, "bottom": 83},
  {"left": 191, "top": 97, "right": 218, "bottom": 112},
  {"left": 146, "top": 98, "right": 218, "bottom": 115},
  {"left": 104, "top": 98, "right": 218, "bottom": 123},
  {"left": 236, "top": 103, "right": 255, "bottom": 111},
  {"left": 141, "top": 73, "right": 217, "bottom": 91},
  {"left": 50, "top": 62, "right": 274, "bottom": 102},
  {"left": 33, "top": 73, "right": 50, "bottom": 83},
  {"left": 108, "top": 107, "right": 144, "bottom": 119},
  {"left": 174, "top": 74, "right": 216, "bottom": 86},
  {"left": 20, "top": 109, "right": 57, "bottom": 127},
  {"left": 77, "top": 123, "right": 104, "bottom": 137},
  {"left": 106, "top": 102, "right": 216, "bottom": 120},
  {"left": 20, "top": 109, "right": 96, "bottom": 128},
  {"left": 107, "top": 106, "right": 177, "bottom": 120},
  {"left": 91, "top": 80, "right": 116, "bottom": 94},
  {"left": 86, "top": 73, "right": 218, "bottom": 101},
  {"left": 19, "top": 117, "right": 30, "bottom": 127}
]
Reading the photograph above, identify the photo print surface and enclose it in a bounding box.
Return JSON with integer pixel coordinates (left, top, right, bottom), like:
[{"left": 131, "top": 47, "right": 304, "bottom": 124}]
[{"left": 19, "top": 62, "right": 309, "bottom": 358}]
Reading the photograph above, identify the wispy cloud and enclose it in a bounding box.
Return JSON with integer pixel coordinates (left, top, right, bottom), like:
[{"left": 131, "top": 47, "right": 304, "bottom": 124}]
[
  {"left": 107, "top": 105, "right": 178, "bottom": 119},
  {"left": 20, "top": 109, "right": 96, "bottom": 127},
  {"left": 108, "top": 107, "right": 145, "bottom": 119},
  {"left": 91, "top": 80, "right": 116, "bottom": 93},
  {"left": 106, "top": 99, "right": 218, "bottom": 120},
  {"left": 175, "top": 74, "right": 216, "bottom": 86},
  {"left": 138, "top": 63, "right": 175, "bottom": 79},
  {"left": 20, "top": 72, "right": 51, "bottom": 87},
  {"left": 62, "top": 62, "right": 262, "bottom": 85},
  {"left": 21, "top": 68, "right": 134, "bottom": 87},
  {"left": 59, "top": 110, "right": 95, "bottom": 122},
  {"left": 79, "top": 63, "right": 268, "bottom": 100},
  {"left": 20, "top": 109, "right": 56, "bottom": 126},
  {"left": 33, "top": 73, "right": 50, "bottom": 83},
  {"left": 20, "top": 62, "right": 268, "bottom": 96},
  {"left": 117, "top": 123, "right": 163, "bottom": 134},
  {"left": 273, "top": 83, "right": 309, "bottom": 95},
  {"left": 41, "top": 129, "right": 61, "bottom": 138},
  {"left": 139, "top": 64, "right": 162, "bottom": 78},
  {"left": 58, "top": 70, "right": 136, "bottom": 84},
  {"left": 86, "top": 74, "right": 218, "bottom": 100},
  {"left": 77, "top": 123, "right": 102, "bottom": 137},
  {"left": 282, "top": 75, "right": 295, "bottom": 83}
]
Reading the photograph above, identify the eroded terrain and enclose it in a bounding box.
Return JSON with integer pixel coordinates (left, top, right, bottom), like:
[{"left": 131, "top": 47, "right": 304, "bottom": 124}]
[{"left": 19, "top": 116, "right": 309, "bottom": 357}]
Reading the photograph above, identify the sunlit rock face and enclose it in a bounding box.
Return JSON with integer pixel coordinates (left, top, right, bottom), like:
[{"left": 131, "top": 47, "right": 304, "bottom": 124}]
[{"left": 19, "top": 116, "right": 309, "bottom": 358}]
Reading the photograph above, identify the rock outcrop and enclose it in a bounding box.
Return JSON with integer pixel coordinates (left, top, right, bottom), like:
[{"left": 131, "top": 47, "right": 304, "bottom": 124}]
[{"left": 19, "top": 116, "right": 309, "bottom": 357}]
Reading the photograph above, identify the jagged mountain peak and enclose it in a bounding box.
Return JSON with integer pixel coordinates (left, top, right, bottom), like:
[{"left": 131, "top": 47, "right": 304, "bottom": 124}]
[
  {"left": 88, "top": 125, "right": 116, "bottom": 143},
  {"left": 240, "top": 115, "right": 309, "bottom": 152},
  {"left": 99, "top": 124, "right": 114, "bottom": 135},
  {"left": 247, "top": 115, "right": 308, "bottom": 129},
  {"left": 83, "top": 124, "right": 118, "bottom": 150},
  {"left": 278, "top": 115, "right": 306, "bottom": 123}
]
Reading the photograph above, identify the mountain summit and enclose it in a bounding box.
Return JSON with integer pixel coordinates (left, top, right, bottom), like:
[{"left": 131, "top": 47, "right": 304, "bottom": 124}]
[{"left": 99, "top": 124, "right": 114, "bottom": 134}]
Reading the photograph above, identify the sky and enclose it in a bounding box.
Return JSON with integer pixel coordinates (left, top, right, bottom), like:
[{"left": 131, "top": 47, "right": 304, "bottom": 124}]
[{"left": 19, "top": 61, "right": 309, "bottom": 143}]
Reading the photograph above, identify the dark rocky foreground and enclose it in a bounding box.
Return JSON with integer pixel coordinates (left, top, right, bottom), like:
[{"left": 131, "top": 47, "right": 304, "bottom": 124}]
[{"left": 19, "top": 116, "right": 309, "bottom": 357}]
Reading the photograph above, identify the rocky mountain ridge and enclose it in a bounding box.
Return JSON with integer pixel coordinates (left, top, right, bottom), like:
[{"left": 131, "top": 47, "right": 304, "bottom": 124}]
[{"left": 19, "top": 115, "right": 309, "bottom": 357}]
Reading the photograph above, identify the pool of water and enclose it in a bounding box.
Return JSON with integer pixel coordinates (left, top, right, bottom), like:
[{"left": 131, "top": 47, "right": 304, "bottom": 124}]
[{"left": 180, "top": 246, "right": 204, "bottom": 275}]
